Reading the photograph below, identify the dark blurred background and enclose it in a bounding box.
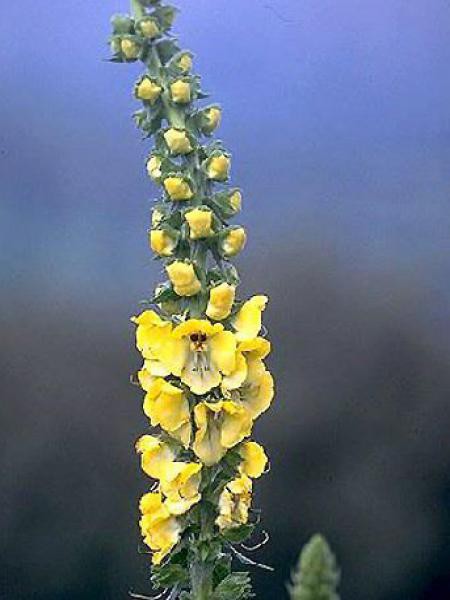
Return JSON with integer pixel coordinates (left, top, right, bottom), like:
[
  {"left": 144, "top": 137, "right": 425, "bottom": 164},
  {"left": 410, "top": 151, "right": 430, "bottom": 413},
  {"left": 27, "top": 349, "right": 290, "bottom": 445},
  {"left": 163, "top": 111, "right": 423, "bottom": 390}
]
[{"left": 1, "top": 1, "right": 449, "bottom": 598}]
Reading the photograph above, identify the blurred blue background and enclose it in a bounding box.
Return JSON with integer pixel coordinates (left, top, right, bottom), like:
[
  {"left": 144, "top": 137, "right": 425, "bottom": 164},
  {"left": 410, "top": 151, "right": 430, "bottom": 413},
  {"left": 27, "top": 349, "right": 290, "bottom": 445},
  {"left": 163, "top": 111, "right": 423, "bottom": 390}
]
[{"left": 1, "top": 1, "right": 449, "bottom": 599}]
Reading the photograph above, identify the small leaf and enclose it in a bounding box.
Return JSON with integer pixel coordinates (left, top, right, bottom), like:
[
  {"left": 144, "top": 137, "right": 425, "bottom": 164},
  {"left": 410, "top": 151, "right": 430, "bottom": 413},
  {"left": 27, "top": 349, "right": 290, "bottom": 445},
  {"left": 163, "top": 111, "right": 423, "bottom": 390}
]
[
  {"left": 212, "top": 572, "right": 254, "bottom": 600},
  {"left": 151, "top": 563, "right": 189, "bottom": 588},
  {"left": 222, "top": 524, "right": 255, "bottom": 545}
]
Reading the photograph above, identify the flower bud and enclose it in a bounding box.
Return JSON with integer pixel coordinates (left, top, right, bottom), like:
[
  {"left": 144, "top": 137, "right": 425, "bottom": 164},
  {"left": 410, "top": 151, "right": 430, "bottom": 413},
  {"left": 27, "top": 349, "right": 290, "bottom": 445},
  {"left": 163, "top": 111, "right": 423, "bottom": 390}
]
[
  {"left": 206, "top": 282, "right": 236, "bottom": 321},
  {"left": 110, "top": 37, "right": 122, "bottom": 55},
  {"left": 164, "top": 128, "right": 193, "bottom": 155},
  {"left": 220, "top": 227, "right": 247, "bottom": 257},
  {"left": 135, "top": 77, "right": 162, "bottom": 104},
  {"left": 185, "top": 208, "right": 213, "bottom": 239},
  {"left": 137, "top": 17, "right": 160, "bottom": 39},
  {"left": 152, "top": 207, "right": 165, "bottom": 227},
  {"left": 206, "top": 154, "right": 230, "bottom": 181},
  {"left": 229, "top": 190, "right": 242, "bottom": 213},
  {"left": 166, "top": 261, "right": 201, "bottom": 296},
  {"left": 170, "top": 79, "right": 191, "bottom": 104},
  {"left": 146, "top": 155, "right": 162, "bottom": 181},
  {"left": 120, "top": 38, "right": 140, "bottom": 60},
  {"left": 163, "top": 177, "right": 194, "bottom": 201},
  {"left": 202, "top": 107, "right": 222, "bottom": 135},
  {"left": 177, "top": 53, "right": 193, "bottom": 73},
  {"left": 111, "top": 14, "right": 134, "bottom": 35},
  {"left": 149, "top": 229, "right": 178, "bottom": 257}
]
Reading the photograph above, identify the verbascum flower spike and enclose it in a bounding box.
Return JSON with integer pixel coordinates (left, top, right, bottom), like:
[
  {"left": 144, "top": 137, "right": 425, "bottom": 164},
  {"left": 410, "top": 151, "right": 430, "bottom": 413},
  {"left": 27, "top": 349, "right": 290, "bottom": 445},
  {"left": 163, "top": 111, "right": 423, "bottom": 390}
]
[{"left": 109, "top": 0, "right": 275, "bottom": 596}]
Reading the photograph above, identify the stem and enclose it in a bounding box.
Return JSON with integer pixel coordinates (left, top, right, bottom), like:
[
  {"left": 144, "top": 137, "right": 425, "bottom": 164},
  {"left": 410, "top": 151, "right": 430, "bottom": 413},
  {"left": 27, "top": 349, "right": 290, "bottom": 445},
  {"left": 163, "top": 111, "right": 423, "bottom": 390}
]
[{"left": 190, "top": 561, "right": 213, "bottom": 600}]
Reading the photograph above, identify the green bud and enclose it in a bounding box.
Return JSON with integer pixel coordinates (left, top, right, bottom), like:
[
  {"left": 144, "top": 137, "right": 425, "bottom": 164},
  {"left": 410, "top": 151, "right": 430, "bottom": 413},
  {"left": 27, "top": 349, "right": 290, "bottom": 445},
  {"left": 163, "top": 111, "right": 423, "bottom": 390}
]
[{"left": 111, "top": 13, "right": 134, "bottom": 35}]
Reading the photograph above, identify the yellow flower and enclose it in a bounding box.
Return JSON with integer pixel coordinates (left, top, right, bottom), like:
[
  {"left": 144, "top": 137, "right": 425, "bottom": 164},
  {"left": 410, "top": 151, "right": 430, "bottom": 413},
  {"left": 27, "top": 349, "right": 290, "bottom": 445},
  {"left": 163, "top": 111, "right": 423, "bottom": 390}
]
[
  {"left": 206, "top": 154, "right": 230, "bottom": 181},
  {"left": 237, "top": 336, "right": 271, "bottom": 360},
  {"left": 193, "top": 401, "right": 253, "bottom": 466},
  {"left": 158, "top": 320, "right": 238, "bottom": 395},
  {"left": 233, "top": 295, "right": 268, "bottom": 341},
  {"left": 160, "top": 462, "right": 202, "bottom": 515},
  {"left": 131, "top": 310, "right": 172, "bottom": 376},
  {"left": 216, "top": 475, "right": 252, "bottom": 530},
  {"left": 166, "top": 261, "right": 201, "bottom": 297},
  {"left": 220, "top": 227, "right": 247, "bottom": 257},
  {"left": 237, "top": 357, "right": 274, "bottom": 419},
  {"left": 164, "top": 128, "right": 193, "bottom": 155},
  {"left": 121, "top": 38, "right": 140, "bottom": 60},
  {"left": 185, "top": 207, "right": 213, "bottom": 239},
  {"left": 147, "top": 156, "right": 162, "bottom": 180},
  {"left": 220, "top": 350, "right": 248, "bottom": 391},
  {"left": 239, "top": 441, "right": 268, "bottom": 479},
  {"left": 135, "top": 77, "right": 162, "bottom": 103},
  {"left": 149, "top": 229, "right": 177, "bottom": 257},
  {"left": 163, "top": 177, "right": 194, "bottom": 201},
  {"left": 177, "top": 53, "right": 192, "bottom": 73},
  {"left": 170, "top": 79, "right": 191, "bottom": 104},
  {"left": 139, "top": 492, "right": 181, "bottom": 564},
  {"left": 138, "top": 18, "right": 160, "bottom": 39},
  {"left": 206, "top": 282, "right": 236, "bottom": 321},
  {"left": 137, "top": 362, "right": 156, "bottom": 392},
  {"left": 136, "top": 435, "right": 175, "bottom": 479},
  {"left": 143, "top": 379, "right": 191, "bottom": 448}
]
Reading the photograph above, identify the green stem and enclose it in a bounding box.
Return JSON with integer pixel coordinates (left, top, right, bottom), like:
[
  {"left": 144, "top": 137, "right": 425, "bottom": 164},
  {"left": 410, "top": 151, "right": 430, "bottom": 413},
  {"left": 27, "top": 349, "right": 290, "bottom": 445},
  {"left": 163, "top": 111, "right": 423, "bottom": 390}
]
[{"left": 190, "top": 561, "right": 213, "bottom": 600}]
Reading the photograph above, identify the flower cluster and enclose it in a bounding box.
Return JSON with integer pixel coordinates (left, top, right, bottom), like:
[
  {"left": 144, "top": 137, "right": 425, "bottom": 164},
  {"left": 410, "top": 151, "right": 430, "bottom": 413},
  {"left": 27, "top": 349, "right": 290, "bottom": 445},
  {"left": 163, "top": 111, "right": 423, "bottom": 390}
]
[{"left": 110, "top": 0, "right": 275, "bottom": 596}]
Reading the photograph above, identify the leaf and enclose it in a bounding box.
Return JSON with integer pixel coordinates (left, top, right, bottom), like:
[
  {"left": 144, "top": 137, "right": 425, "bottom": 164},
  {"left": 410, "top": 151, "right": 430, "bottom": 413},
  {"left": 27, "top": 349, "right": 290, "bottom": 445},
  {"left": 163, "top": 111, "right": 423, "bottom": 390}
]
[
  {"left": 222, "top": 524, "right": 255, "bottom": 545},
  {"left": 157, "top": 39, "right": 181, "bottom": 64},
  {"left": 213, "top": 554, "right": 232, "bottom": 587},
  {"left": 212, "top": 572, "right": 254, "bottom": 600}
]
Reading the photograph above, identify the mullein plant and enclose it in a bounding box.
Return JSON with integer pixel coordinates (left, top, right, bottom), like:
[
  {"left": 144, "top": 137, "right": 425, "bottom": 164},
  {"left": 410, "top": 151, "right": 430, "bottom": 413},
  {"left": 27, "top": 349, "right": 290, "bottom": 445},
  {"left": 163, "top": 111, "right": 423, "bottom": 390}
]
[
  {"left": 288, "top": 535, "right": 340, "bottom": 600},
  {"left": 109, "top": 1, "right": 275, "bottom": 598}
]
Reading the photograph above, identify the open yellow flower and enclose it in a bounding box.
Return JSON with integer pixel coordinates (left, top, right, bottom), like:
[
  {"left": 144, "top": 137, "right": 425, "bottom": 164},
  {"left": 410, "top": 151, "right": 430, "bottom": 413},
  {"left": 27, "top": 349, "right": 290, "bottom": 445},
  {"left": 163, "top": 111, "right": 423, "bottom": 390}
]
[
  {"left": 135, "top": 435, "right": 175, "bottom": 479},
  {"left": 132, "top": 310, "right": 172, "bottom": 376},
  {"left": 220, "top": 226, "right": 247, "bottom": 257},
  {"left": 193, "top": 401, "right": 253, "bottom": 466},
  {"left": 143, "top": 379, "right": 191, "bottom": 448},
  {"left": 239, "top": 441, "right": 268, "bottom": 478},
  {"left": 206, "top": 282, "right": 236, "bottom": 321},
  {"left": 206, "top": 154, "right": 230, "bottom": 181},
  {"left": 237, "top": 336, "right": 271, "bottom": 360},
  {"left": 233, "top": 295, "right": 268, "bottom": 341},
  {"left": 135, "top": 77, "right": 162, "bottom": 103},
  {"left": 237, "top": 357, "right": 274, "bottom": 419},
  {"left": 163, "top": 177, "right": 194, "bottom": 201},
  {"left": 170, "top": 79, "right": 191, "bottom": 104},
  {"left": 158, "top": 320, "right": 238, "bottom": 395},
  {"left": 149, "top": 229, "right": 177, "bottom": 256},
  {"left": 185, "top": 207, "right": 213, "bottom": 239},
  {"left": 160, "top": 462, "right": 202, "bottom": 515},
  {"left": 139, "top": 492, "right": 181, "bottom": 565},
  {"left": 164, "top": 128, "right": 193, "bottom": 155},
  {"left": 216, "top": 475, "right": 252, "bottom": 530},
  {"left": 166, "top": 261, "right": 201, "bottom": 297}
]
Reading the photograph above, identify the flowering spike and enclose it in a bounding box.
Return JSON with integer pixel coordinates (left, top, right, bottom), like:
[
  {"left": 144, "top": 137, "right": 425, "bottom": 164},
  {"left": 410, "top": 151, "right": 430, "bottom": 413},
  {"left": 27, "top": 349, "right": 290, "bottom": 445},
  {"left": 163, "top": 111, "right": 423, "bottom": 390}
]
[
  {"left": 288, "top": 535, "right": 340, "bottom": 600},
  {"left": 108, "top": 0, "right": 275, "bottom": 597}
]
